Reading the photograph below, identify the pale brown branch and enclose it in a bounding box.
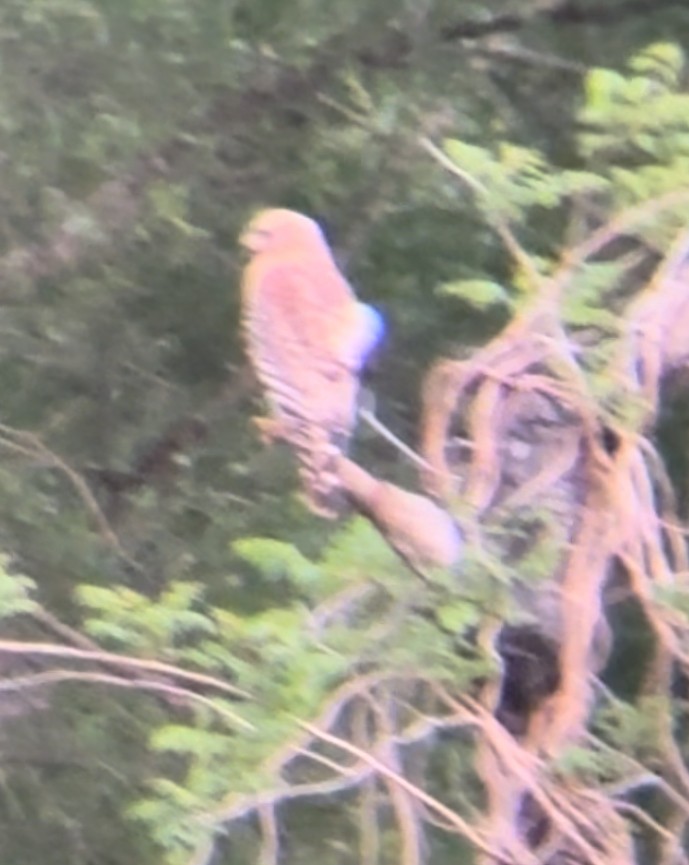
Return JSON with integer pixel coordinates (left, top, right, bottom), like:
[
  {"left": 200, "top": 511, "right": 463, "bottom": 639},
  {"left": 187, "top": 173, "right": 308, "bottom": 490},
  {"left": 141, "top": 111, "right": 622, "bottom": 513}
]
[
  {"left": 294, "top": 745, "right": 362, "bottom": 777},
  {"left": 258, "top": 804, "right": 279, "bottom": 865},
  {"left": 614, "top": 801, "right": 678, "bottom": 845},
  {"left": 0, "top": 668, "right": 251, "bottom": 729},
  {"left": 554, "top": 189, "right": 689, "bottom": 291},
  {"left": 584, "top": 728, "right": 689, "bottom": 818},
  {"left": 298, "top": 718, "right": 521, "bottom": 863},
  {"left": 359, "top": 776, "right": 380, "bottom": 865},
  {"left": 0, "top": 639, "right": 249, "bottom": 699},
  {"left": 368, "top": 689, "right": 424, "bottom": 865},
  {"left": 446, "top": 691, "right": 625, "bottom": 865},
  {"left": 30, "top": 606, "right": 107, "bottom": 653}
]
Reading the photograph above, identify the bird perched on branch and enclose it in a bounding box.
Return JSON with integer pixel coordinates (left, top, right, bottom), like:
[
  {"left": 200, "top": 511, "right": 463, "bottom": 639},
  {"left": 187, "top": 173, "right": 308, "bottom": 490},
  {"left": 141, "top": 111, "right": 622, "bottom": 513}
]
[
  {"left": 337, "top": 456, "right": 463, "bottom": 577},
  {"left": 239, "top": 208, "right": 384, "bottom": 517}
]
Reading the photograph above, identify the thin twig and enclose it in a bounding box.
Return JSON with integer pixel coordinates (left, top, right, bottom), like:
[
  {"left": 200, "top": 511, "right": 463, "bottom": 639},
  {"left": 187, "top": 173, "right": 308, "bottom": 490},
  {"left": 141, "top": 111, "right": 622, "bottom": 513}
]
[
  {"left": 359, "top": 408, "right": 435, "bottom": 471},
  {"left": 554, "top": 188, "right": 689, "bottom": 291},
  {"left": 297, "top": 718, "right": 522, "bottom": 864},
  {"left": 0, "top": 669, "right": 252, "bottom": 730},
  {"left": 0, "top": 639, "right": 249, "bottom": 699}
]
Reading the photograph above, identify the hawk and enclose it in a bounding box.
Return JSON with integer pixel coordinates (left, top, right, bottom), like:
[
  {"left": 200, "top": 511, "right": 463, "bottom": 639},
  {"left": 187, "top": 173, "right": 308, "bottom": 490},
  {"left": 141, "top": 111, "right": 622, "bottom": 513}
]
[{"left": 239, "top": 208, "right": 384, "bottom": 517}]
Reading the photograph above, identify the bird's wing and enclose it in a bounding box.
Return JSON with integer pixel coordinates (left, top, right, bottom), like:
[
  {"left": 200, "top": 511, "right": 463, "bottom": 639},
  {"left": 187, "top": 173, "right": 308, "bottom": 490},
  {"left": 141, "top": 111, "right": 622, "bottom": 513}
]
[
  {"left": 242, "top": 258, "right": 366, "bottom": 517},
  {"left": 242, "top": 258, "right": 363, "bottom": 429}
]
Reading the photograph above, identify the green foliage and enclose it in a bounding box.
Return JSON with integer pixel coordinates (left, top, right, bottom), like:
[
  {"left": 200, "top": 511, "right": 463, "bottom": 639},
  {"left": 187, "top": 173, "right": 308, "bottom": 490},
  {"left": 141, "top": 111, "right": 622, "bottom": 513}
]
[
  {"left": 436, "top": 599, "right": 480, "bottom": 633},
  {"left": 233, "top": 537, "right": 324, "bottom": 594},
  {"left": 579, "top": 41, "right": 689, "bottom": 240},
  {"left": 442, "top": 138, "right": 608, "bottom": 229},
  {"left": 554, "top": 743, "right": 611, "bottom": 784},
  {"left": 0, "top": 0, "right": 685, "bottom": 861},
  {"left": 128, "top": 780, "right": 210, "bottom": 856},
  {"left": 435, "top": 39, "right": 689, "bottom": 439},
  {"left": 112, "top": 519, "right": 492, "bottom": 857},
  {"left": 594, "top": 695, "right": 670, "bottom": 765},
  {"left": 320, "top": 516, "right": 399, "bottom": 576},
  {"left": 77, "top": 581, "right": 216, "bottom": 654},
  {"left": 0, "top": 557, "right": 37, "bottom": 618},
  {"left": 561, "top": 261, "right": 626, "bottom": 333},
  {"left": 437, "top": 277, "right": 511, "bottom": 310},
  {"left": 556, "top": 695, "right": 672, "bottom": 786}
]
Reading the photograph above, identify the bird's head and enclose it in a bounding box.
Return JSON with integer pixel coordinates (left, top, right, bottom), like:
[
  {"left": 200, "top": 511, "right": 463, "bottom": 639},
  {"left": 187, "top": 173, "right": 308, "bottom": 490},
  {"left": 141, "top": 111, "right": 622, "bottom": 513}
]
[{"left": 239, "top": 208, "right": 326, "bottom": 255}]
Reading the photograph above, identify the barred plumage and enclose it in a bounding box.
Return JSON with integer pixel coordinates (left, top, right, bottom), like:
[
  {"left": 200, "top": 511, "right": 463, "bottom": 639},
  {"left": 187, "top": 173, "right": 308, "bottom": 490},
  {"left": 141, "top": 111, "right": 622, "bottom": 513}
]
[{"left": 239, "top": 209, "right": 384, "bottom": 517}]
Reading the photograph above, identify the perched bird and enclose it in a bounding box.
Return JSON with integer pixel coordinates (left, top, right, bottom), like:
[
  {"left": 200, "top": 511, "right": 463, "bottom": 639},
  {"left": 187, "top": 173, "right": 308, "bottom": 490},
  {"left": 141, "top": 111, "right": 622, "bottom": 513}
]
[
  {"left": 239, "top": 208, "right": 384, "bottom": 517},
  {"left": 337, "top": 456, "right": 463, "bottom": 577}
]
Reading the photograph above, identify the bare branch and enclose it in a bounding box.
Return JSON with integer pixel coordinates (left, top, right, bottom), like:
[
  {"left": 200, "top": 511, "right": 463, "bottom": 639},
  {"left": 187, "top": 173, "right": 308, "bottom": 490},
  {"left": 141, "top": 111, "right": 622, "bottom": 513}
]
[
  {"left": 0, "top": 669, "right": 251, "bottom": 730},
  {"left": 0, "top": 639, "right": 249, "bottom": 700}
]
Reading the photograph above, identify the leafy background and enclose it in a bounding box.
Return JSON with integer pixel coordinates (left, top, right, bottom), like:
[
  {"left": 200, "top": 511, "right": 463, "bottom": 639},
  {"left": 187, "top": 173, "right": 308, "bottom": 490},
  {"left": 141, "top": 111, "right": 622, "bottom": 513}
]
[{"left": 0, "top": 1, "right": 688, "bottom": 863}]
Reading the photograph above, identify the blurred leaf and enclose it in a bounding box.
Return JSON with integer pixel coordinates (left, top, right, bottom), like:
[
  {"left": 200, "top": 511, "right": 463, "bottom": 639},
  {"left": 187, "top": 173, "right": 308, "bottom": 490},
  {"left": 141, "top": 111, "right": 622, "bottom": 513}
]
[{"left": 437, "top": 278, "right": 511, "bottom": 310}]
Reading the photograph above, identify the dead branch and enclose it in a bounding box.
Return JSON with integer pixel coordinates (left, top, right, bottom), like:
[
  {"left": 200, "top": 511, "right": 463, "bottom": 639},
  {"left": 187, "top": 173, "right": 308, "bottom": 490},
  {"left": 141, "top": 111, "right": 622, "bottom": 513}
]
[
  {"left": 414, "top": 164, "right": 689, "bottom": 859},
  {"left": 0, "top": 668, "right": 250, "bottom": 730},
  {"left": 0, "top": 638, "right": 249, "bottom": 700}
]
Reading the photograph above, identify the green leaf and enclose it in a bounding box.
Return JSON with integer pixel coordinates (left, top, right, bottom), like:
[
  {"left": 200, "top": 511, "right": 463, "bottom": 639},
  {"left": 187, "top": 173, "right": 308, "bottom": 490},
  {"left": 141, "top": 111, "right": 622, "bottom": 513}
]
[
  {"left": 437, "top": 278, "right": 511, "bottom": 310},
  {"left": 436, "top": 601, "right": 479, "bottom": 633},
  {"left": 629, "top": 42, "right": 684, "bottom": 85},
  {"left": 585, "top": 68, "right": 626, "bottom": 109},
  {"left": 233, "top": 538, "right": 322, "bottom": 589},
  {"left": 0, "top": 558, "right": 37, "bottom": 618}
]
